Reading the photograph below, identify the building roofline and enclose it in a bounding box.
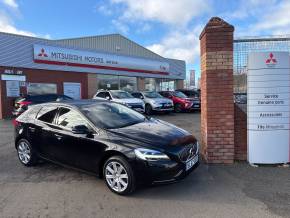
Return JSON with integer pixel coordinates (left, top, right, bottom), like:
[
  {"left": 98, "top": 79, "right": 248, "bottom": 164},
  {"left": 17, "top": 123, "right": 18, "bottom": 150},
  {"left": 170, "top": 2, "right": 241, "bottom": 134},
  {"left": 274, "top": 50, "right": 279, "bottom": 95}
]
[{"left": 234, "top": 35, "right": 290, "bottom": 43}]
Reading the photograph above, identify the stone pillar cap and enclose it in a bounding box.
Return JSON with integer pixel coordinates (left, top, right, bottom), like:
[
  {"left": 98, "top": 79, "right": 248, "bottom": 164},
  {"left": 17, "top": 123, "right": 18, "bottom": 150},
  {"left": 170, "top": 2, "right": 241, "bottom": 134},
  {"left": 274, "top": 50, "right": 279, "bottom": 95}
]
[{"left": 199, "top": 17, "right": 234, "bottom": 39}]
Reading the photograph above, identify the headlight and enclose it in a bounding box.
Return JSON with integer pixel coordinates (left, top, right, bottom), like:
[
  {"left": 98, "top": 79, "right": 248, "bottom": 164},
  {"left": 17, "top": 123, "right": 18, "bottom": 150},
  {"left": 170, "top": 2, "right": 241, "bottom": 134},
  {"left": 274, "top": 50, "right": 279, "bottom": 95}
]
[{"left": 134, "top": 148, "right": 169, "bottom": 161}]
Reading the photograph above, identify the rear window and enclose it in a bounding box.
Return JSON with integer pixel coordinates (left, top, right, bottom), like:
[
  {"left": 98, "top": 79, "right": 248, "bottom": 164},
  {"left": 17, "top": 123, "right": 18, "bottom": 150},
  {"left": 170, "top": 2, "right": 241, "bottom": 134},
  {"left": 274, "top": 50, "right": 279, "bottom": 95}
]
[
  {"left": 16, "top": 105, "right": 41, "bottom": 122},
  {"left": 37, "top": 106, "right": 58, "bottom": 123}
]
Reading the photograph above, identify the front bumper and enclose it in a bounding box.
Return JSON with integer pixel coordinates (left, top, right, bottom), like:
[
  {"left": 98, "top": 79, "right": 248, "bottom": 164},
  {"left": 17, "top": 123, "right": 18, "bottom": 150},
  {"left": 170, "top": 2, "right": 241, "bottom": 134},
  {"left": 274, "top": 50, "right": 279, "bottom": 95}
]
[
  {"left": 152, "top": 106, "right": 174, "bottom": 112},
  {"left": 133, "top": 107, "right": 145, "bottom": 113},
  {"left": 133, "top": 154, "right": 199, "bottom": 185}
]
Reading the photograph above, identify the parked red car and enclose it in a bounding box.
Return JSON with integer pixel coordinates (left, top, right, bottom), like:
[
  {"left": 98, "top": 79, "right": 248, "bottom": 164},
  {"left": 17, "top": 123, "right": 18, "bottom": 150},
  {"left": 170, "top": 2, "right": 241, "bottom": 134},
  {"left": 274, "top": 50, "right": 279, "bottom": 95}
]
[{"left": 159, "top": 91, "right": 200, "bottom": 112}]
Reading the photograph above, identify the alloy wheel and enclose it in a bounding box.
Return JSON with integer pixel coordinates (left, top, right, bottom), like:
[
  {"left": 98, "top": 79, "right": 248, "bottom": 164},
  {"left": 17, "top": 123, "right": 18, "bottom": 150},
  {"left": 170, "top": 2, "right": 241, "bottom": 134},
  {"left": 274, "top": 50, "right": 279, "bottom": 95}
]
[
  {"left": 17, "top": 141, "right": 31, "bottom": 164},
  {"left": 105, "top": 161, "right": 129, "bottom": 193}
]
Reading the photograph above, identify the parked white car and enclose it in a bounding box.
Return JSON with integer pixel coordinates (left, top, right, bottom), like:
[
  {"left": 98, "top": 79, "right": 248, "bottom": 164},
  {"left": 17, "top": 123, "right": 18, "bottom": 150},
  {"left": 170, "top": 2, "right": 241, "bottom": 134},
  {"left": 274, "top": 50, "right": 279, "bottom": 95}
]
[
  {"left": 93, "top": 90, "right": 145, "bottom": 113},
  {"left": 131, "top": 91, "right": 174, "bottom": 115}
]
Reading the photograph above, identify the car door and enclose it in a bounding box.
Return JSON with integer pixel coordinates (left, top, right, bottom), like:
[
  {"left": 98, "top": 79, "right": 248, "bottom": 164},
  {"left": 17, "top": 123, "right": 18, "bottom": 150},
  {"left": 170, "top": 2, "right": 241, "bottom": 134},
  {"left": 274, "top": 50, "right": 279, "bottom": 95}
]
[
  {"left": 33, "top": 106, "right": 60, "bottom": 159},
  {"left": 53, "top": 107, "right": 107, "bottom": 172}
]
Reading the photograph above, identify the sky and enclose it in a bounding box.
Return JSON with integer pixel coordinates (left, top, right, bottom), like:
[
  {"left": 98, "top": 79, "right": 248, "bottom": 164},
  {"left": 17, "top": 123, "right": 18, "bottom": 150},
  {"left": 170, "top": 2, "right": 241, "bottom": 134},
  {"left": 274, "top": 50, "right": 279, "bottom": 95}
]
[{"left": 1, "top": 0, "right": 290, "bottom": 81}]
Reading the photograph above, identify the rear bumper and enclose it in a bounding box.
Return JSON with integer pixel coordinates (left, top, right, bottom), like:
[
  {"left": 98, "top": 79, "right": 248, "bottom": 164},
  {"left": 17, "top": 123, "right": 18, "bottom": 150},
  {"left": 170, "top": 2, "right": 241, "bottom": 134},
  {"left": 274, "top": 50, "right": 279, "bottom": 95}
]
[{"left": 12, "top": 108, "right": 25, "bottom": 117}]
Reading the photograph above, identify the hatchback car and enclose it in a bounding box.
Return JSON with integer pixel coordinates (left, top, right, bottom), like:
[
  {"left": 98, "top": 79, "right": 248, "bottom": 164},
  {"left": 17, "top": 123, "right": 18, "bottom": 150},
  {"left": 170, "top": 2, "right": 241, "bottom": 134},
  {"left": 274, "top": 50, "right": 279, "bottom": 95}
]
[
  {"left": 12, "top": 94, "right": 73, "bottom": 116},
  {"left": 14, "top": 100, "right": 199, "bottom": 195},
  {"left": 93, "top": 90, "right": 145, "bottom": 113},
  {"left": 131, "top": 91, "right": 174, "bottom": 115}
]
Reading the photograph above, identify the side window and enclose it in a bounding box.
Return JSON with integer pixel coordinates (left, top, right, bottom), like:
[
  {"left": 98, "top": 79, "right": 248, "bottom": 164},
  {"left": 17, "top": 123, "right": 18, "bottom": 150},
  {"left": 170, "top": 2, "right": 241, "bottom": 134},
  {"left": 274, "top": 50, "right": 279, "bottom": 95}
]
[
  {"left": 96, "top": 92, "right": 106, "bottom": 98},
  {"left": 132, "top": 93, "right": 141, "bottom": 98},
  {"left": 57, "top": 108, "right": 90, "bottom": 130},
  {"left": 104, "top": 92, "right": 111, "bottom": 99},
  {"left": 37, "top": 106, "right": 58, "bottom": 123},
  {"left": 163, "top": 92, "right": 169, "bottom": 97}
]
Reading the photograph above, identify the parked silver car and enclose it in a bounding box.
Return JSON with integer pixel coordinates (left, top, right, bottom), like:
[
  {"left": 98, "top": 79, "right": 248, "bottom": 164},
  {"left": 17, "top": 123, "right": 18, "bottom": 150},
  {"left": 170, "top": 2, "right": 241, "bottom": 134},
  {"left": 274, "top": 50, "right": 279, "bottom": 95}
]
[
  {"left": 131, "top": 91, "right": 174, "bottom": 115},
  {"left": 93, "top": 90, "right": 145, "bottom": 113}
]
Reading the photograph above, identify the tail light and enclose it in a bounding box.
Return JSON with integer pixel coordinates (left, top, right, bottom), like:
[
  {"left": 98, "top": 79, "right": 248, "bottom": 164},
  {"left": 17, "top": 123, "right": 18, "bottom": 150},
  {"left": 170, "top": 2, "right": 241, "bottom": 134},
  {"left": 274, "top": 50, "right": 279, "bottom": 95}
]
[
  {"left": 12, "top": 119, "right": 20, "bottom": 127},
  {"left": 19, "top": 101, "right": 32, "bottom": 106}
]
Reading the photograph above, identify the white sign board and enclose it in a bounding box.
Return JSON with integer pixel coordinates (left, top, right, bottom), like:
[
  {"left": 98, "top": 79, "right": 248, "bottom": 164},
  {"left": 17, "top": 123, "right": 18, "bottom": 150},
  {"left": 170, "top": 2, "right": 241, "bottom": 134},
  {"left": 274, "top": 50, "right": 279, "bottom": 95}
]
[
  {"left": 33, "top": 44, "right": 170, "bottom": 75},
  {"left": 6, "top": 81, "right": 20, "bottom": 97},
  {"left": 1, "top": 74, "right": 26, "bottom": 81},
  {"left": 63, "top": 82, "right": 81, "bottom": 100},
  {"left": 248, "top": 52, "right": 290, "bottom": 164}
]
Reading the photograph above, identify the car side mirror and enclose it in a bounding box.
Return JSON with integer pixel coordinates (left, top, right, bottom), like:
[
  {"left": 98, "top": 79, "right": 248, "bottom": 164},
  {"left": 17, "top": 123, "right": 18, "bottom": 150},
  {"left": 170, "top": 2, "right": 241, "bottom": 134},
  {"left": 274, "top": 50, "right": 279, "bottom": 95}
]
[
  {"left": 140, "top": 96, "right": 144, "bottom": 99},
  {"left": 72, "top": 125, "right": 91, "bottom": 135},
  {"left": 105, "top": 96, "right": 111, "bottom": 100}
]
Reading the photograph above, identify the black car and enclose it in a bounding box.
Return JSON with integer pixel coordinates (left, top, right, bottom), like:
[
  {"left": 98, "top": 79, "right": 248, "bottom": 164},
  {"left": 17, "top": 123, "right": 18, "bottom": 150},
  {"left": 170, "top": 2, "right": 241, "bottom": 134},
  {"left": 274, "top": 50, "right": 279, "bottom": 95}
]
[
  {"left": 14, "top": 100, "right": 199, "bottom": 195},
  {"left": 12, "top": 94, "right": 73, "bottom": 116}
]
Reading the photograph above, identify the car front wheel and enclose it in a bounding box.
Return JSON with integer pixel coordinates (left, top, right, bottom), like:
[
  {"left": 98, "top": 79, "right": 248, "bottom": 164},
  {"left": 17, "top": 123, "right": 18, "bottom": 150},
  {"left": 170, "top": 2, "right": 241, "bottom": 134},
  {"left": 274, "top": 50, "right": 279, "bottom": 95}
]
[
  {"left": 17, "top": 139, "right": 38, "bottom": 166},
  {"left": 103, "top": 156, "right": 136, "bottom": 195}
]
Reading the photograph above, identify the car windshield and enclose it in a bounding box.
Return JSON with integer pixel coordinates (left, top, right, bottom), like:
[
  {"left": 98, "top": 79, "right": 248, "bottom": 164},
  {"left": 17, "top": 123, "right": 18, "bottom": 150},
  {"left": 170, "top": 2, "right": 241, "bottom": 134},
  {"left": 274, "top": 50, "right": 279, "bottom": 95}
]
[
  {"left": 144, "top": 91, "right": 163, "bottom": 98},
  {"left": 173, "top": 91, "right": 187, "bottom": 98},
  {"left": 111, "top": 91, "right": 133, "bottom": 99},
  {"left": 80, "top": 102, "right": 145, "bottom": 129}
]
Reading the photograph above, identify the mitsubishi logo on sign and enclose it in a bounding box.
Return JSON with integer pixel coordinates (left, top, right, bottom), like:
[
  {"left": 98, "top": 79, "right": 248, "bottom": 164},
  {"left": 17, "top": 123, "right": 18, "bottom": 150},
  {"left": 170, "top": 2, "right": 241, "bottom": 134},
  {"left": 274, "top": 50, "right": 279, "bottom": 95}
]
[
  {"left": 38, "top": 48, "right": 48, "bottom": 57},
  {"left": 265, "top": 53, "right": 277, "bottom": 67}
]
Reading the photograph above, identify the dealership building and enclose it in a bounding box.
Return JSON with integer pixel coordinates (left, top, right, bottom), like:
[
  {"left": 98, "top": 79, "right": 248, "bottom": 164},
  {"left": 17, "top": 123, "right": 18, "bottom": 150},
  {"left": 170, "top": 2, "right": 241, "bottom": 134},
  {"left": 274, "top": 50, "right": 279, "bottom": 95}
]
[{"left": 0, "top": 32, "right": 185, "bottom": 118}]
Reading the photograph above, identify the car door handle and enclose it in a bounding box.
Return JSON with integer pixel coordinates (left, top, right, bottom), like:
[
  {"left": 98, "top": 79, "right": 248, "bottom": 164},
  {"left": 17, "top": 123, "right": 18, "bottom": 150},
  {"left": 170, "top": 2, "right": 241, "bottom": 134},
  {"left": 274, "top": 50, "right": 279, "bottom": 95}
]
[
  {"left": 28, "top": 127, "right": 36, "bottom": 132},
  {"left": 54, "top": 134, "right": 63, "bottom": 140}
]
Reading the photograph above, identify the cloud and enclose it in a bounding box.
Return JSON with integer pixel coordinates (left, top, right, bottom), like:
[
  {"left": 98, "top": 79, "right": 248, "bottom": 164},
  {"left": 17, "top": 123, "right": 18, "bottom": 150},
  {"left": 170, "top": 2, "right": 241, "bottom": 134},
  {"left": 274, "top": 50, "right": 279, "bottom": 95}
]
[
  {"left": 110, "top": 0, "right": 211, "bottom": 26},
  {"left": 112, "top": 19, "right": 129, "bottom": 34},
  {"left": 0, "top": 11, "right": 36, "bottom": 36},
  {"left": 146, "top": 25, "right": 203, "bottom": 64},
  {"left": 251, "top": 0, "right": 290, "bottom": 34},
  {"left": 2, "top": 0, "right": 18, "bottom": 8}
]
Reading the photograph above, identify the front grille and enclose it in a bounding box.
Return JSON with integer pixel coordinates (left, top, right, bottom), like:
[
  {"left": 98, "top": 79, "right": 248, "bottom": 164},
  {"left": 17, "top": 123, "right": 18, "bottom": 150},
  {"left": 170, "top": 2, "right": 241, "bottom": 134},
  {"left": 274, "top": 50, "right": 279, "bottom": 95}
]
[
  {"left": 128, "top": 103, "right": 143, "bottom": 109},
  {"left": 179, "top": 143, "right": 198, "bottom": 162}
]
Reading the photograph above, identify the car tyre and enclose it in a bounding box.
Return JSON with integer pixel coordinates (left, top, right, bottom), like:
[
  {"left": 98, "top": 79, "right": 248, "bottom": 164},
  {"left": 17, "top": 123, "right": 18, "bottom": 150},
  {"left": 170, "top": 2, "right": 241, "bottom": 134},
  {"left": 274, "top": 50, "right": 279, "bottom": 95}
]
[
  {"left": 145, "top": 104, "right": 153, "bottom": 115},
  {"left": 16, "top": 139, "right": 38, "bottom": 166},
  {"left": 174, "top": 103, "right": 182, "bottom": 113},
  {"left": 103, "top": 156, "right": 136, "bottom": 195}
]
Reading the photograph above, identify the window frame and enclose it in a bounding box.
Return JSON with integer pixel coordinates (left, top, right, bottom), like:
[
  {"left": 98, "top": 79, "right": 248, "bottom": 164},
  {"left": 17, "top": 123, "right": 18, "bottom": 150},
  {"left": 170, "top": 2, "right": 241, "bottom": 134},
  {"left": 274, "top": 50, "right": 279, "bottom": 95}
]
[
  {"left": 36, "top": 106, "right": 59, "bottom": 124},
  {"left": 54, "top": 106, "right": 97, "bottom": 134}
]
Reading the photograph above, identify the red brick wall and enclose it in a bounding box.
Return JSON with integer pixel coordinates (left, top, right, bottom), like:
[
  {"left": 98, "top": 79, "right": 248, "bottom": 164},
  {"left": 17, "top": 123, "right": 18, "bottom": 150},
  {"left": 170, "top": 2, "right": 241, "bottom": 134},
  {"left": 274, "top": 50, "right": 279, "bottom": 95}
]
[
  {"left": 199, "top": 17, "right": 235, "bottom": 164},
  {"left": 234, "top": 104, "right": 247, "bottom": 161},
  {"left": 0, "top": 66, "right": 88, "bottom": 118}
]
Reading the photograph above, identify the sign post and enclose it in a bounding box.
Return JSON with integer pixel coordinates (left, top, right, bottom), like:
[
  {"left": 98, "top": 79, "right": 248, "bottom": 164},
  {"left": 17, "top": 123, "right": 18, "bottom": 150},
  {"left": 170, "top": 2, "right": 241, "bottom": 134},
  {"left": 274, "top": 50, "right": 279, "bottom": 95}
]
[{"left": 248, "top": 52, "right": 290, "bottom": 164}]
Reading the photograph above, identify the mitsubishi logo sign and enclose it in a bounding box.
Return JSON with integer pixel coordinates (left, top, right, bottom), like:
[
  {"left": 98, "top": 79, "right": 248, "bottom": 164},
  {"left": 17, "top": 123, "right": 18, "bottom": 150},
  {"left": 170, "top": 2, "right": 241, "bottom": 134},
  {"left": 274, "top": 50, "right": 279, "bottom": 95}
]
[
  {"left": 265, "top": 53, "right": 277, "bottom": 66},
  {"left": 38, "top": 48, "right": 48, "bottom": 57}
]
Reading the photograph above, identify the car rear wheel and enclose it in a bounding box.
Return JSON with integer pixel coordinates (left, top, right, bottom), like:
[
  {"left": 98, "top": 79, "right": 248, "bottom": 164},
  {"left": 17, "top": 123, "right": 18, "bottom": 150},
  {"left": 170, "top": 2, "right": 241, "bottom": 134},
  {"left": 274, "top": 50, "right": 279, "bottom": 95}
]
[
  {"left": 17, "top": 139, "right": 38, "bottom": 166},
  {"left": 174, "top": 103, "right": 182, "bottom": 113},
  {"left": 145, "top": 104, "right": 152, "bottom": 115},
  {"left": 103, "top": 156, "right": 136, "bottom": 195}
]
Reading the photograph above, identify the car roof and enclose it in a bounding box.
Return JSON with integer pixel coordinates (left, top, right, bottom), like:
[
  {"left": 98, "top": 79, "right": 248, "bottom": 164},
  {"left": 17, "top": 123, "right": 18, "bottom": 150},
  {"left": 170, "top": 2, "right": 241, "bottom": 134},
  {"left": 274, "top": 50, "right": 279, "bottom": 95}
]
[{"left": 37, "top": 99, "right": 108, "bottom": 109}]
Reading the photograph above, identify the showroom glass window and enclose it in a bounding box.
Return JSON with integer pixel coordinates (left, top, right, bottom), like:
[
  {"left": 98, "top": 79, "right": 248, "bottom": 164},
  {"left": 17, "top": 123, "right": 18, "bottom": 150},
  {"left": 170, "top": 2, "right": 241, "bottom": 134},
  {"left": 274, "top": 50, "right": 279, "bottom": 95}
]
[
  {"left": 97, "top": 75, "right": 119, "bottom": 90},
  {"left": 119, "top": 76, "right": 137, "bottom": 92},
  {"left": 156, "top": 79, "right": 176, "bottom": 91},
  {"left": 27, "top": 83, "right": 57, "bottom": 95},
  {"left": 144, "top": 78, "right": 156, "bottom": 91}
]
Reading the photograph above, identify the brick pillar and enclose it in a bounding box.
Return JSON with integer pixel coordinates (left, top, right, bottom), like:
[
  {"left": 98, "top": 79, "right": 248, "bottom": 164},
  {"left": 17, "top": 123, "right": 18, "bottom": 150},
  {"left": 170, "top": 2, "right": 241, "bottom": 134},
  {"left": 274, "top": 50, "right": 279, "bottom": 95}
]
[
  {"left": 137, "top": 77, "right": 145, "bottom": 91},
  {"left": 199, "top": 17, "right": 235, "bottom": 164},
  {"left": 87, "top": 73, "right": 98, "bottom": 98}
]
